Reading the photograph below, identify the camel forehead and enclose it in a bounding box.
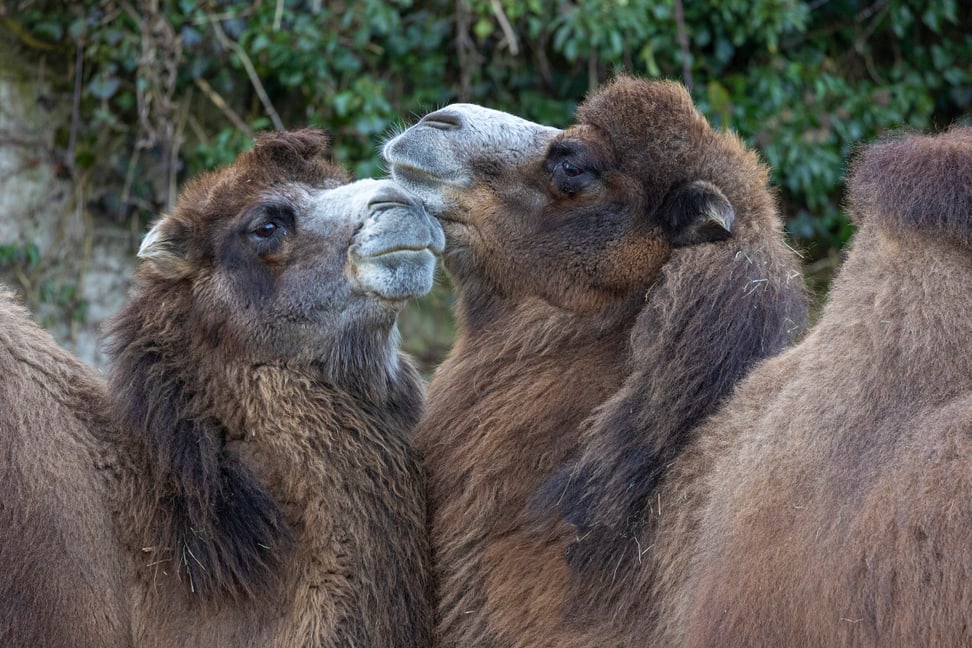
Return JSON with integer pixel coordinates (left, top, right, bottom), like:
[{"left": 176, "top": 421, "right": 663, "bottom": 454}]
[
  {"left": 223, "top": 178, "right": 390, "bottom": 233},
  {"left": 260, "top": 178, "right": 404, "bottom": 227}
]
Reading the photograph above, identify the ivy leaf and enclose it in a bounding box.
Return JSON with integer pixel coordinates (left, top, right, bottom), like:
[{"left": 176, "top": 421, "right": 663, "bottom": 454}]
[{"left": 88, "top": 76, "right": 120, "bottom": 100}]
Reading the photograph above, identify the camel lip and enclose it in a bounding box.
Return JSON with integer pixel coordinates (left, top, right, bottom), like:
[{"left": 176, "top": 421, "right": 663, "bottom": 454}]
[
  {"left": 352, "top": 244, "right": 442, "bottom": 260},
  {"left": 367, "top": 199, "right": 421, "bottom": 210},
  {"left": 386, "top": 163, "right": 472, "bottom": 227},
  {"left": 366, "top": 189, "right": 423, "bottom": 212},
  {"left": 351, "top": 247, "right": 440, "bottom": 302},
  {"left": 390, "top": 162, "right": 466, "bottom": 189}
]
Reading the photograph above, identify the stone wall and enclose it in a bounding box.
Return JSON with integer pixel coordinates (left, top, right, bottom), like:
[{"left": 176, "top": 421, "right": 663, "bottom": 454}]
[{"left": 0, "top": 32, "right": 136, "bottom": 370}]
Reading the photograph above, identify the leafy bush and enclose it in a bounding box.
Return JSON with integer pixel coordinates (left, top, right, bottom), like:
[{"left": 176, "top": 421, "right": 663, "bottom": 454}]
[
  {"left": 6, "top": 0, "right": 971, "bottom": 365},
  {"left": 14, "top": 0, "right": 970, "bottom": 246}
]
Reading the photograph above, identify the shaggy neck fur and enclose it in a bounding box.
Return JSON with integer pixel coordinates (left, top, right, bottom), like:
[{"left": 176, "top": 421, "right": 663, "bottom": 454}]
[
  {"left": 102, "top": 284, "right": 432, "bottom": 646},
  {"left": 106, "top": 282, "right": 423, "bottom": 606},
  {"left": 418, "top": 290, "right": 642, "bottom": 643},
  {"left": 422, "top": 232, "right": 806, "bottom": 647},
  {"left": 422, "top": 289, "right": 645, "bottom": 533},
  {"left": 415, "top": 78, "right": 810, "bottom": 648}
]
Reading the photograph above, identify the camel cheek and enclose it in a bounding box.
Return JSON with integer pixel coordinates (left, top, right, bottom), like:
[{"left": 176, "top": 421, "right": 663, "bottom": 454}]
[{"left": 601, "top": 237, "right": 672, "bottom": 292}]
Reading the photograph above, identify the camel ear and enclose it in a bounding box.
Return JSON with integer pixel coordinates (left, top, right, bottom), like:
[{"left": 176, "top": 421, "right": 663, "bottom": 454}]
[
  {"left": 659, "top": 180, "right": 734, "bottom": 247},
  {"left": 138, "top": 216, "right": 192, "bottom": 279}
]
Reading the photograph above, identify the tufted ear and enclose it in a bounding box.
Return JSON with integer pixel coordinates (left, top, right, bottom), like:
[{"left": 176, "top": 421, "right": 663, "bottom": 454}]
[
  {"left": 138, "top": 216, "right": 193, "bottom": 280},
  {"left": 659, "top": 180, "right": 734, "bottom": 247}
]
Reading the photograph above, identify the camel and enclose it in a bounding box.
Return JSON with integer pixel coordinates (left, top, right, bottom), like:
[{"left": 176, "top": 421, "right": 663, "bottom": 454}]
[
  {"left": 654, "top": 125, "right": 972, "bottom": 647},
  {"left": 382, "top": 75, "right": 808, "bottom": 646},
  {"left": 0, "top": 129, "right": 442, "bottom": 647}
]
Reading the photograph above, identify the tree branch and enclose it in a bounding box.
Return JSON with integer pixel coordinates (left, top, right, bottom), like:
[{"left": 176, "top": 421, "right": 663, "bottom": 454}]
[
  {"left": 194, "top": 77, "right": 254, "bottom": 138},
  {"left": 67, "top": 40, "right": 83, "bottom": 175},
  {"left": 0, "top": 17, "right": 61, "bottom": 51},
  {"left": 489, "top": 0, "right": 519, "bottom": 55},
  {"left": 206, "top": 12, "right": 284, "bottom": 131},
  {"left": 673, "top": 0, "right": 693, "bottom": 92}
]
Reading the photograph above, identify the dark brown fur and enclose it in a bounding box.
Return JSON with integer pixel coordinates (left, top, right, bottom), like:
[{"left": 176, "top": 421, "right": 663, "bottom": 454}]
[
  {"left": 0, "top": 130, "right": 432, "bottom": 646},
  {"left": 402, "top": 77, "right": 807, "bottom": 646},
  {"left": 654, "top": 126, "right": 972, "bottom": 646}
]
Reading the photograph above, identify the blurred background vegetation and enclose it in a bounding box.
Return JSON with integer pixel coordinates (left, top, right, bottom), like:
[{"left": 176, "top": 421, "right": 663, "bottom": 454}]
[{"left": 1, "top": 0, "right": 970, "bottom": 371}]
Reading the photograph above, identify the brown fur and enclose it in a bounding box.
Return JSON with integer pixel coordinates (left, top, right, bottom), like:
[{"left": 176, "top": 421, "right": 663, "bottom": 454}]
[
  {"left": 0, "top": 130, "right": 433, "bottom": 646},
  {"left": 0, "top": 292, "right": 130, "bottom": 647},
  {"left": 654, "top": 125, "right": 972, "bottom": 646},
  {"left": 391, "top": 77, "right": 807, "bottom": 646}
]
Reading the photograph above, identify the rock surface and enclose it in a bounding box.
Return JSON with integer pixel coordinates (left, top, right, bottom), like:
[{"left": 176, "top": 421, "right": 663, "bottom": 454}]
[{"left": 0, "top": 32, "right": 135, "bottom": 370}]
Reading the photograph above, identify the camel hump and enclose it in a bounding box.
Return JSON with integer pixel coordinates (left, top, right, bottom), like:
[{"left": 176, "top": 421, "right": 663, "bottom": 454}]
[{"left": 848, "top": 126, "right": 972, "bottom": 243}]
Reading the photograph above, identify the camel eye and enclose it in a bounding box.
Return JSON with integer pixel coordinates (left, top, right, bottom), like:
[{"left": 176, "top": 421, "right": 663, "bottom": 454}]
[
  {"left": 244, "top": 203, "right": 294, "bottom": 252},
  {"left": 562, "top": 160, "right": 584, "bottom": 178},
  {"left": 551, "top": 157, "right": 596, "bottom": 197},
  {"left": 252, "top": 221, "right": 278, "bottom": 239}
]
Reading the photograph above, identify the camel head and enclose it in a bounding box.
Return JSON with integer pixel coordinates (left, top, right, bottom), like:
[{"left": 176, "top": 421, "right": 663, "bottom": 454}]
[
  {"left": 382, "top": 77, "right": 736, "bottom": 314},
  {"left": 134, "top": 129, "right": 443, "bottom": 371}
]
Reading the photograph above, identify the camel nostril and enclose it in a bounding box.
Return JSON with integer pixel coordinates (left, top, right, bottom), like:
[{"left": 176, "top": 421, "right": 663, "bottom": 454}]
[{"left": 421, "top": 109, "right": 463, "bottom": 131}]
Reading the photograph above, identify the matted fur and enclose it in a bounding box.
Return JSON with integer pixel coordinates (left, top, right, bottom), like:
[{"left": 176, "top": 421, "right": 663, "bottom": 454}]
[
  {"left": 408, "top": 77, "right": 807, "bottom": 646},
  {"left": 652, "top": 125, "right": 972, "bottom": 646},
  {"left": 0, "top": 130, "right": 432, "bottom": 647}
]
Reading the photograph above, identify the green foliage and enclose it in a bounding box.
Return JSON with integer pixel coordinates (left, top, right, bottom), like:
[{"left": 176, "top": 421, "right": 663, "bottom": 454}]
[
  {"left": 7, "top": 0, "right": 972, "bottom": 363},
  {"left": 0, "top": 241, "right": 88, "bottom": 325},
  {"left": 0, "top": 241, "right": 41, "bottom": 271},
  {"left": 457, "top": 0, "right": 970, "bottom": 261},
  {"left": 12, "top": 0, "right": 454, "bottom": 213},
  {"left": 690, "top": 0, "right": 971, "bottom": 254},
  {"left": 39, "top": 280, "right": 88, "bottom": 325},
  {"left": 12, "top": 0, "right": 972, "bottom": 242}
]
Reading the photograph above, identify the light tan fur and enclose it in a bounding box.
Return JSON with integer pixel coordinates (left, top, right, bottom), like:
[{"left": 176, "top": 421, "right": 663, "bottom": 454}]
[{"left": 662, "top": 126, "right": 972, "bottom": 647}]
